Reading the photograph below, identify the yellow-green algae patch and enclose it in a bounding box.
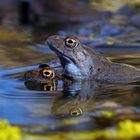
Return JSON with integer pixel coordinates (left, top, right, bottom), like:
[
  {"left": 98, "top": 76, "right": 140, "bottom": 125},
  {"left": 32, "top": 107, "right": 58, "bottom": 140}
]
[
  {"left": 1, "top": 119, "right": 140, "bottom": 140},
  {"left": 99, "top": 110, "right": 116, "bottom": 118},
  {"left": 25, "top": 120, "right": 140, "bottom": 140},
  {"left": 0, "top": 120, "right": 22, "bottom": 140}
]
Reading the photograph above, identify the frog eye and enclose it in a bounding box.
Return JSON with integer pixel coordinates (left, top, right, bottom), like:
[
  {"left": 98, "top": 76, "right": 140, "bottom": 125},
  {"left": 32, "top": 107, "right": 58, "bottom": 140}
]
[
  {"left": 70, "top": 107, "right": 83, "bottom": 117},
  {"left": 41, "top": 69, "right": 55, "bottom": 78},
  {"left": 44, "top": 84, "right": 53, "bottom": 91},
  {"left": 43, "top": 81, "right": 57, "bottom": 91},
  {"left": 65, "top": 37, "right": 78, "bottom": 49}
]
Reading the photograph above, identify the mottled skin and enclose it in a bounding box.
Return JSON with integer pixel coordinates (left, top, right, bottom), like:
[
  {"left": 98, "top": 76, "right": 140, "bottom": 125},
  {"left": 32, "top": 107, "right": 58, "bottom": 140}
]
[{"left": 47, "top": 35, "right": 140, "bottom": 83}]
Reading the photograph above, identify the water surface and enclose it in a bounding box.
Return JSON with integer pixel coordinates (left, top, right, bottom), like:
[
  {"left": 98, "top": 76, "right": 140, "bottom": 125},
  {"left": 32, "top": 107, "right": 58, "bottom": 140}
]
[{"left": 0, "top": 40, "right": 140, "bottom": 133}]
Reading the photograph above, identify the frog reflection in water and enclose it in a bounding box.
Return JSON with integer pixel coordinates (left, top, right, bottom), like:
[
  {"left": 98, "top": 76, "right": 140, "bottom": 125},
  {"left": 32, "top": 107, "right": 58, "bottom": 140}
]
[
  {"left": 47, "top": 35, "right": 140, "bottom": 83},
  {"left": 24, "top": 64, "right": 59, "bottom": 91},
  {"left": 52, "top": 80, "right": 138, "bottom": 117}
]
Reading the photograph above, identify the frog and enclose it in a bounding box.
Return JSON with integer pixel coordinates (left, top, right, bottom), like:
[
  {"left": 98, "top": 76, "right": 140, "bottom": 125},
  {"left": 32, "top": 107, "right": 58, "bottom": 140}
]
[
  {"left": 24, "top": 64, "right": 59, "bottom": 83},
  {"left": 47, "top": 35, "right": 140, "bottom": 84},
  {"left": 24, "top": 64, "right": 59, "bottom": 91}
]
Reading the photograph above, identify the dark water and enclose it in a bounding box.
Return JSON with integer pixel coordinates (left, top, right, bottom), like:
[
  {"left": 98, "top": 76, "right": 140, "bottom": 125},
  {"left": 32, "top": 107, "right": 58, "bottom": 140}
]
[{"left": 0, "top": 39, "right": 140, "bottom": 133}]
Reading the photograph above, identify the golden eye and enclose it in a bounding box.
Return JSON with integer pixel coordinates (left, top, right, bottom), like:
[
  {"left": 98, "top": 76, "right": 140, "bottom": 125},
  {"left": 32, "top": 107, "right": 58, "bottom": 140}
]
[
  {"left": 44, "top": 84, "right": 53, "bottom": 91},
  {"left": 70, "top": 107, "right": 83, "bottom": 117},
  {"left": 65, "top": 37, "right": 78, "bottom": 49},
  {"left": 41, "top": 69, "right": 55, "bottom": 78}
]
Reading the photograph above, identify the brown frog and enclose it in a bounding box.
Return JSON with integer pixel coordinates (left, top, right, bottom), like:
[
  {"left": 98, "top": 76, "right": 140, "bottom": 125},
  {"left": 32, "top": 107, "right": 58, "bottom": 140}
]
[
  {"left": 24, "top": 64, "right": 58, "bottom": 82},
  {"left": 47, "top": 35, "right": 140, "bottom": 83},
  {"left": 24, "top": 64, "right": 59, "bottom": 91},
  {"left": 24, "top": 64, "right": 72, "bottom": 91}
]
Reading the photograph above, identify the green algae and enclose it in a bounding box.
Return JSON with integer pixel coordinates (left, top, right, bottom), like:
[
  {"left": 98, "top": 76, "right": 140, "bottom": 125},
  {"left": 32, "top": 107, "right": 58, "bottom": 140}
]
[
  {"left": 0, "top": 120, "right": 22, "bottom": 140},
  {"left": 24, "top": 120, "right": 140, "bottom": 140},
  {"left": 1, "top": 119, "right": 140, "bottom": 140}
]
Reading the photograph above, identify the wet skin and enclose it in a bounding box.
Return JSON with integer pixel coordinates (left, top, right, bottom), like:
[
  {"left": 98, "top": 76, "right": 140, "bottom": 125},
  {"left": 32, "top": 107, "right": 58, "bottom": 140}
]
[
  {"left": 47, "top": 35, "right": 140, "bottom": 83},
  {"left": 24, "top": 64, "right": 59, "bottom": 91},
  {"left": 24, "top": 64, "right": 58, "bottom": 83},
  {"left": 24, "top": 64, "right": 72, "bottom": 91}
]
